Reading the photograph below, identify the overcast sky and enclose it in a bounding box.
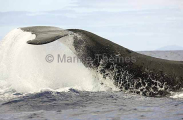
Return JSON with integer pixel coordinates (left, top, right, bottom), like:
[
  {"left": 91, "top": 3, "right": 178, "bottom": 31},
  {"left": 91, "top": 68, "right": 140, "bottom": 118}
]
[{"left": 0, "top": 0, "right": 183, "bottom": 51}]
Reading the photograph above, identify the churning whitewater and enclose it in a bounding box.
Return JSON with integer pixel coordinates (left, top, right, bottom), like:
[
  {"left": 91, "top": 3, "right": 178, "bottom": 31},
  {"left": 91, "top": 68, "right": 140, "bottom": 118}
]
[{"left": 0, "top": 28, "right": 117, "bottom": 100}]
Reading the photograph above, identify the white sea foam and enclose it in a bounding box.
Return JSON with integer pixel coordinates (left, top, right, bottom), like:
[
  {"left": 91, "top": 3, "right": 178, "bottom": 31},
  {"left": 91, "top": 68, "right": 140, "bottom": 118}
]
[{"left": 170, "top": 91, "right": 183, "bottom": 99}]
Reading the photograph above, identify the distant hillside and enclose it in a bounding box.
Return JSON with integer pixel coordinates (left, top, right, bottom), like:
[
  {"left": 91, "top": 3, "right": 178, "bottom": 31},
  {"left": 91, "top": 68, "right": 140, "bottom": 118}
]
[
  {"left": 138, "top": 50, "right": 183, "bottom": 61},
  {"left": 157, "top": 45, "right": 183, "bottom": 51}
]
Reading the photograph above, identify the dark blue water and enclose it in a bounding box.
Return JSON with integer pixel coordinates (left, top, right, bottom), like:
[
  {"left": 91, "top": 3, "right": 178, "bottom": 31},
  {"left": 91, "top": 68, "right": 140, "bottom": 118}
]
[{"left": 0, "top": 90, "right": 182, "bottom": 120}]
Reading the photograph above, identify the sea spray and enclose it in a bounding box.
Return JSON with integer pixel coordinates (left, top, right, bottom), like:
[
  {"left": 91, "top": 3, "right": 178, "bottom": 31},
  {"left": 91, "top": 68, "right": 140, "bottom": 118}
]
[{"left": 0, "top": 29, "right": 118, "bottom": 100}]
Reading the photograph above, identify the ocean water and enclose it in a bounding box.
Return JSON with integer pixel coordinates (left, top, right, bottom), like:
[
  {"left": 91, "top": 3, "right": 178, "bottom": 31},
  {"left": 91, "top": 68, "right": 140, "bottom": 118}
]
[{"left": 0, "top": 29, "right": 182, "bottom": 120}]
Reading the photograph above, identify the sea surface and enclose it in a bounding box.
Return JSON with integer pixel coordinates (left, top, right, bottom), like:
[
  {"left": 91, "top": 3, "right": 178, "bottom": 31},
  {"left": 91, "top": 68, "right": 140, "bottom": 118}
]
[
  {"left": 0, "top": 29, "right": 182, "bottom": 120},
  {"left": 0, "top": 90, "right": 183, "bottom": 120}
]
